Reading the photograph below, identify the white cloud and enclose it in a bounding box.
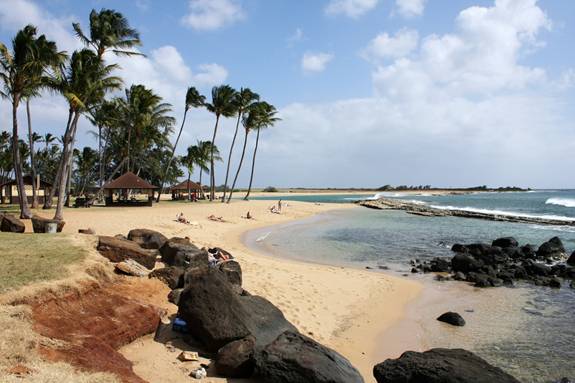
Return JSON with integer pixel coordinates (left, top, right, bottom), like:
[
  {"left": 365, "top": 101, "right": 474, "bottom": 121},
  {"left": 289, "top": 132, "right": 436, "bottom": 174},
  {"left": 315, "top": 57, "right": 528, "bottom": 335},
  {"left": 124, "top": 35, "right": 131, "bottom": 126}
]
[
  {"left": 301, "top": 52, "right": 334, "bottom": 73},
  {"left": 192, "top": 63, "right": 228, "bottom": 87},
  {"left": 395, "top": 0, "right": 427, "bottom": 18},
  {"left": 362, "top": 28, "right": 419, "bottom": 62},
  {"left": 325, "top": 0, "right": 379, "bottom": 19},
  {"left": 0, "top": 0, "right": 81, "bottom": 52},
  {"left": 181, "top": 0, "right": 245, "bottom": 31}
]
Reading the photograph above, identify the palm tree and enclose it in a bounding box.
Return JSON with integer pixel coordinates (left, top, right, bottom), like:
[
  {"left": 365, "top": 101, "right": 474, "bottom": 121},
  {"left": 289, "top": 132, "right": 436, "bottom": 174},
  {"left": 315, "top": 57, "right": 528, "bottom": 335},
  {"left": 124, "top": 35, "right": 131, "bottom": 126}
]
[
  {"left": 222, "top": 88, "right": 259, "bottom": 203},
  {"left": 204, "top": 85, "right": 238, "bottom": 201},
  {"left": 73, "top": 146, "right": 98, "bottom": 196},
  {"left": 49, "top": 49, "right": 122, "bottom": 219},
  {"left": 0, "top": 25, "right": 65, "bottom": 218},
  {"left": 188, "top": 140, "right": 219, "bottom": 200},
  {"left": 87, "top": 99, "right": 119, "bottom": 189},
  {"left": 73, "top": 9, "right": 142, "bottom": 59},
  {"left": 42, "top": 132, "right": 57, "bottom": 151},
  {"left": 244, "top": 102, "right": 280, "bottom": 200},
  {"left": 227, "top": 104, "right": 259, "bottom": 203},
  {"left": 157, "top": 86, "right": 205, "bottom": 202}
]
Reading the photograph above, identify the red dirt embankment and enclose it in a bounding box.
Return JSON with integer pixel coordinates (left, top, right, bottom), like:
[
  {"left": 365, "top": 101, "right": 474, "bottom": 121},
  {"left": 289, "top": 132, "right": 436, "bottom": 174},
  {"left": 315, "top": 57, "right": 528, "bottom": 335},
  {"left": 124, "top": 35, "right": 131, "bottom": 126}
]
[{"left": 30, "top": 280, "right": 165, "bottom": 383}]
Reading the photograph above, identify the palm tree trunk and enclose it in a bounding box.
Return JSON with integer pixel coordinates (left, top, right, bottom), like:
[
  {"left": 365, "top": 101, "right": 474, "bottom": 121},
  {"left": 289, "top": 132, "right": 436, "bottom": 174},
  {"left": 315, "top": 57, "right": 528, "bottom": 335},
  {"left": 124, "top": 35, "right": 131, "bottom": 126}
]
[
  {"left": 227, "top": 128, "right": 249, "bottom": 203},
  {"left": 64, "top": 152, "right": 73, "bottom": 207},
  {"left": 12, "top": 96, "right": 32, "bottom": 218},
  {"left": 209, "top": 114, "right": 220, "bottom": 201},
  {"left": 157, "top": 108, "right": 188, "bottom": 202},
  {"left": 26, "top": 100, "right": 39, "bottom": 209},
  {"left": 44, "top": 109, "right": 73, "bottom": 209},
  {"left": 98, "top": 125, "right": 103, "bottom": 188},
  {"left": 244, "top": 128, "right": 260, "bottom": 200},
  {"left": 199, "top": 170, "right": 205, "bottom": 199},
  {"left": 222, "top": 111, "right": 242, "bottom": 203},
  {"left": 54, "top": 112, "right": 80, "bottom": 220},
  {"left": 187, "top": 170, "right": 191, "bottom": 201},
  {"left": 126, "top": 124, "right": 132, "bottom": 173}
]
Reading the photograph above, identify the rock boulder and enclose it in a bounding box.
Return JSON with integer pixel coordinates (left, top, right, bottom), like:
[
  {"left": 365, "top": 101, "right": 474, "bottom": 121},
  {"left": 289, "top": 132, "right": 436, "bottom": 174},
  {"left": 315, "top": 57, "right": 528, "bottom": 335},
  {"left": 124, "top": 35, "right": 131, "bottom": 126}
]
[
  {"left": 373, "top": 348, "right": 521, "bottom": 383},
  {"left": 255, "top": 331, "right": 364, "bottom": 383},
  {"left": 159, "top": 237, "right": 205, "bottom": 267},
  {"left": 31, "top": 215, "right": 65, "bottom": 233},
  {"left": 437, "top": 312, "right": 465, "bottom": 326},
  {"left": 149, "top": 266, "right": 185, "bottom": 289},
  {"left": 97, "top": 236, "right": 157, "bottom": 269},
  {"left": 127, "top": 228, "right": 167, "bottom": 249},
  {"left": 1, "top": 215, "right": 25, "bottom": 233},
  {"left": 216, "top": 336, "right": 256, "bottom": 378}
]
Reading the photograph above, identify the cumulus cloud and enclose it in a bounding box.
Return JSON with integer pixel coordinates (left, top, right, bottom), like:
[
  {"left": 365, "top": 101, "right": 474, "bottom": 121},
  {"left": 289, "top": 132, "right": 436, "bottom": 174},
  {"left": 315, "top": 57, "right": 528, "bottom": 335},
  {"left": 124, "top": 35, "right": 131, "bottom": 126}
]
[
  {"left": 301, "top": 52, "right": 334, "bottom": 73},
  {"left": 362, "top": 28, "right": 419, "bottom": 62},
  {"left": 181, "top": 0, "right": 245, "bottom": 31},
  {"left": 325, "top": 0, "right": 379, "bottom": 19},
  {"left": 395, "top": 0, "right": 427, "bottom": 18},
  {"left": 0, "top": 0, "right": 81, "bottom": 52}
]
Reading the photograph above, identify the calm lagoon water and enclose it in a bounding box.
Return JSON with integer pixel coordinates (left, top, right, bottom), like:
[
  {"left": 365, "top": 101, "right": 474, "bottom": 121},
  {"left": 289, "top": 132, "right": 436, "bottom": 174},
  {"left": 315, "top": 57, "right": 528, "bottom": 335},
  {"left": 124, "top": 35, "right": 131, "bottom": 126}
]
[{"left": 248, "top": 191, "right": 575, "bottom": 382}]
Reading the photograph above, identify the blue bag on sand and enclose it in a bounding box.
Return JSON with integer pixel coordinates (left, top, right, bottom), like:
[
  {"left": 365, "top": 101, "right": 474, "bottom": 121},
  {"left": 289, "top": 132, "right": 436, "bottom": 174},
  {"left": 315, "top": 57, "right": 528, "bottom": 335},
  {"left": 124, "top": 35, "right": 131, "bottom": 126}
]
[{"left": 172, "top": 317, "right": 189, "bottom": 333}]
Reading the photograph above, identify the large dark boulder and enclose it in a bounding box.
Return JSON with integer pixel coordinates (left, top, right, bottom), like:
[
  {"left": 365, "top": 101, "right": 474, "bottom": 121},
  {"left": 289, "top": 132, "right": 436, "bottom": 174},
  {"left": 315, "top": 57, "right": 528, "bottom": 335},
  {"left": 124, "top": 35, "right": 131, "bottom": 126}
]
[
  {"left": 149, "top": 266, "right": 185, "bottom": 289},
  {"left": 127, "top": 228, "right": 168, "bottom": 249},
  {"left": 255, "top": 331, "right": 364, "bottom": 383},
  {"left": 178, "top": 268, "right": 296, "bottom": 352},
  {"left": 430, "top": 258, "right": 450, "bottom": 272},
  {"left": 451, "top": 254, "right": 482, "bottom": 273},
  {"left": 216, "top": 335, "right": 256, "bottom": 378},
  {"left": 31, "top": 215, "right": 65, "bottom": 233},
  {"left": 373, "top": 348, "right": 521, "bottom": 383},
  {"left": 537, "top": 237, "right": 566, "bottom": 260},
  {"left": 567, "top": 251, "right": 575, "bottom": 267},
  {"left": 219, "top": 260, "right": 242, "bottom": 288},
  {"left": 1, "top": 215, "right": 25, "bottom": 233},
  {"left": 437, "top": 312, "right": 465, "bottom": 326},
  {"left": 520, "top": 244, "right": 537, "bottom": 259},
  {"left": 492, "top": 237, "right": 518, "bottom": 249},
  {"left": 97, "top": 236, "right": 157, "bottom": 269},
  {"left": 159, "top": 237, "right": 205, "bottom": 267},
  {"left": 451, "top": 244, "right": 467, "bottom": 253},
  {"left": 524, "top": 261, "right": 552, "bottom": 277}
]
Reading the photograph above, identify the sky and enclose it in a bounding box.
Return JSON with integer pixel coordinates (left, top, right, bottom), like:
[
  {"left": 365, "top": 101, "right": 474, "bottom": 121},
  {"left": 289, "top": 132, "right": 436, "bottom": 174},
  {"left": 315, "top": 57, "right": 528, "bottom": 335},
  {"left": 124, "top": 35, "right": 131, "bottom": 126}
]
[{"left": 1, "top": 0, "right": 574, "bottom": 189}]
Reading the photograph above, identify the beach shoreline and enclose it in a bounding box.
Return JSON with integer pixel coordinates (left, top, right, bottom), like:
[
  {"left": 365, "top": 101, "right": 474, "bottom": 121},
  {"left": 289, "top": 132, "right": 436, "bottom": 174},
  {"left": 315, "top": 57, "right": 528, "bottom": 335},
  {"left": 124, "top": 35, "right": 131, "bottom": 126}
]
[{"left": 26, "top": 198, "right": 423, "bottom": 382}]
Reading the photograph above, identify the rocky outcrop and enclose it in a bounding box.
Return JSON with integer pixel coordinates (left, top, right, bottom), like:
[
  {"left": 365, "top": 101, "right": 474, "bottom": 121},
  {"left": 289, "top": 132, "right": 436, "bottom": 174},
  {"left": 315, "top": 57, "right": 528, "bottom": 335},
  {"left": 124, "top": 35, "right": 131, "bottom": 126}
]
[
  {"left": 159, "top": 237, "right": 206, "bottom": 267},
  {"left": 412, "top": 237, "right": 574, "bottom": 289},
  {"left": 216, "top": 336, "right": 256, "bottom": 378},
  {"left": 568, "top": 252, "right": 575, "bottom": 267},
  {"left": 31, "top": 215, "right": 65, "bottom": 233},
  {"left": 219, "top": 260, "right": 242, "bottom": 290},
  {"left": 373, "top": 348, "right": 521, "bottom": 383},
  {"left": 177, "top": 268, "right": 297, "bottom": 351},
  {"left": 359, "top": 198, "right": 575, "bottom": 226},
  {"left": 437, "top": 312, "right": 465, "bottom": 326},
  {"left": 127, "top": 228, "right": 167, "bottom": 249},
  {"left": 1, "top": 214, "right": 25, "bottom": 233},
  {"left": 255, "top": 331, "right": 364, "bottom": 383},
  {"left": 149, "top": 266, "right": 184, "bottom": 289},
  {"left": 97, "top": 236, "right": 157, "bottom": 269}
]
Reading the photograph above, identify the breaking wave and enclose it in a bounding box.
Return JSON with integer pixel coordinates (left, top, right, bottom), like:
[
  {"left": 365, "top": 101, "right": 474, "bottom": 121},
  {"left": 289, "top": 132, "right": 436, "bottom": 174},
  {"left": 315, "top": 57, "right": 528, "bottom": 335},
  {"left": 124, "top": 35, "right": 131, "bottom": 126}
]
[
  {"left": 546, "top": 198, "right": 575, "bottom": 208},
  {"left": 429, "top": 205, "right": 575, "bottom": 222}
]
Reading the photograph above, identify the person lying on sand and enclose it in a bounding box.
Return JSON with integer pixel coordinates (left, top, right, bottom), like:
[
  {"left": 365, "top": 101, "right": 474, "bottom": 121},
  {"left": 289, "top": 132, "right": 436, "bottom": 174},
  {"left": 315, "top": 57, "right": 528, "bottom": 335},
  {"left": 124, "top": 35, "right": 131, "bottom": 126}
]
[
  {"left": 269, "top": 205, "right": 280, "bottom": 214},
  {"left": 207, "top": 214, "right": 225, "bottom": 222},
  {"left": 177, "top": 212, "right": 190, "bottom": 224}
]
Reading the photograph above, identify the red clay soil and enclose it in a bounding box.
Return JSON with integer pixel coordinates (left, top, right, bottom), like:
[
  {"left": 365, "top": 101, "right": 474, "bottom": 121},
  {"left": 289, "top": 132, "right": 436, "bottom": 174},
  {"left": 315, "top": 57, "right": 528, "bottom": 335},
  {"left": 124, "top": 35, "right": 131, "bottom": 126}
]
[{"left": 31, "top": 281, "right": 162, "bottom": 383}]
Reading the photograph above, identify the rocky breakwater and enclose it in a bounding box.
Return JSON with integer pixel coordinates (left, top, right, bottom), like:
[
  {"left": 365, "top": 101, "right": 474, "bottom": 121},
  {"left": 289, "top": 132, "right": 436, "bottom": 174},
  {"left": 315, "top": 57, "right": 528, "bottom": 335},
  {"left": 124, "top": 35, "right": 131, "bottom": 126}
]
[
  {"left": 97, "top": 228, "right": 365, "bottom": 382},
  {"left": 358, "top": 198, "right": 575, "bottom": 226},
  {"left": 411, "top": 236, "right": 575, "bottom": 289}
]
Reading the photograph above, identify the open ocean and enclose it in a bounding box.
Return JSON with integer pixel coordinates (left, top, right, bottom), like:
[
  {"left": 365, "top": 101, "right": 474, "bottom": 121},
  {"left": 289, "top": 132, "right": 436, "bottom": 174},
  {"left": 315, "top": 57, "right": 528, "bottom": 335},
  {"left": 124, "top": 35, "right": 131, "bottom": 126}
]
[{"left": 249, "top": 191, "right": 575, "bottom": 382}]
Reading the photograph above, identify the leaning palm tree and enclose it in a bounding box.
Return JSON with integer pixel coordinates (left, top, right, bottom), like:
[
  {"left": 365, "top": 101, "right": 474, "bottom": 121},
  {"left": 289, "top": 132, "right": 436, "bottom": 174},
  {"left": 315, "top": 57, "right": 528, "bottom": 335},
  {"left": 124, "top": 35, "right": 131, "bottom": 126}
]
[
  {"left": 157, "top": 86, "right": 205, "bottom": 202},
  {"left": 204, "top": 85, "right": 238, "bottom": 201},
  {"left": 227, "top": 104, "right": 259, "bottom": 203},
  {"left": 0, "top": 25, "right": 65, "bottom": 218},
  {"left": 244, "top": 102, "right": 280, "bottom": 200},
  {"left": 49, "top": 49, "right": 122, "bottom": 220},
  {"left": 222, "top": 88, "right": 259, "bottom": 203},
  {"left": 73, "top": 9, "right": 142, "bottom": 58}
]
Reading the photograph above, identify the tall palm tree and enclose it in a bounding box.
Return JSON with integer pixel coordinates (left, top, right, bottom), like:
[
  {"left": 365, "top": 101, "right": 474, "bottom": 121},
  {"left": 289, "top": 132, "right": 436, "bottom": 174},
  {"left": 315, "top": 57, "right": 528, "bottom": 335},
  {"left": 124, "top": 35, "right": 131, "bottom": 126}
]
[
  {"left": 204, "top": 85, "right": 238, "bottom": 201},
  {"left": 87, "top": 99, "right": 119, "bottom": 189},
  {"left": 73, "top": 146, "right": 98, "bottom": 196},
  {"left": 0, "top": 25, "right": 65, "bottom": 218},
  {"left": 42, "top": 132, "right": 57, "bottom": 151},
  {"left": 49, "top": 49, "right": 122, "bottom": 219},
  {"left": 73, "top": 9, "right": 143, "bottom": 59},
  {"left": 244, "top": 102, "right": 280, "bottom": 200},
  {"left": 222, "top": 87, "right": 259, "bottom": 203},
  {"left": 227, "top": 104, "right": 259, "bottom": 203},
  {"left": 157, "top": 86, "right": 205, "bottom": 202}
]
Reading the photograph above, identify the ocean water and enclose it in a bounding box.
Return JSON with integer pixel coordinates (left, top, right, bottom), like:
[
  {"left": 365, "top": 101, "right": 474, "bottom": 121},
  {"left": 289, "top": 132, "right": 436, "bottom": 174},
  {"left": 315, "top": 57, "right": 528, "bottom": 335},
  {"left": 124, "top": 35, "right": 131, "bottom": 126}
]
[{"left": 247, "top": 190, "right": 575, "bottom": 382}]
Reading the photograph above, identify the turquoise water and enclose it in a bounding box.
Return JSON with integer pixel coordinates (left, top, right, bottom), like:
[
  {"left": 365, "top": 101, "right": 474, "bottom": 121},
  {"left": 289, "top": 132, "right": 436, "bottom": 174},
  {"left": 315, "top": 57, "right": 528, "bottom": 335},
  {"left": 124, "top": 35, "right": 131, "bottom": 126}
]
[
  {"left": 246, "top": 191, "right": 575, "bottom": 382},
  {"left": 252, "top": 193, "right": 372, "bottom": 204}
]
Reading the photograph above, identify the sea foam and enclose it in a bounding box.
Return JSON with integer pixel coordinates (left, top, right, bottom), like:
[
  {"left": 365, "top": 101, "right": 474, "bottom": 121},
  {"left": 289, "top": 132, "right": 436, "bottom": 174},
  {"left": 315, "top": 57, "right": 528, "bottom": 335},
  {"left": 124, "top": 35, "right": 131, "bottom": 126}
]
[
  {"left": 545, "top": 198, "right": 575, "bottom": 208},
  {"left": 430, "top": 205, "right": 575, "bottom": 222}
]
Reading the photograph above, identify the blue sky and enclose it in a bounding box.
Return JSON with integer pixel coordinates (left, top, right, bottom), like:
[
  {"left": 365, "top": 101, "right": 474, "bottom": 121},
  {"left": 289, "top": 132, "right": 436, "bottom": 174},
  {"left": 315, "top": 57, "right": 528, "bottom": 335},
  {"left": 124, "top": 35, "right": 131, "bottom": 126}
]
[{"left": 1, "top": 0, "right": 574, "bottom": 188}]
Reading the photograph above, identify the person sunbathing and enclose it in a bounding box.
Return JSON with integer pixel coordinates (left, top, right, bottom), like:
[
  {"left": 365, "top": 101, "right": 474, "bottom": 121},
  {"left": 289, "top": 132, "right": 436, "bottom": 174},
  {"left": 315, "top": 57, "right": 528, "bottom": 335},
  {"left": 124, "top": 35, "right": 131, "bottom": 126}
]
[
  {"left": 207, "top": 214, "right": 225, "bottom": 222},
  {"left": 177, "top": 212, "right": 190, "bottom": 224}
]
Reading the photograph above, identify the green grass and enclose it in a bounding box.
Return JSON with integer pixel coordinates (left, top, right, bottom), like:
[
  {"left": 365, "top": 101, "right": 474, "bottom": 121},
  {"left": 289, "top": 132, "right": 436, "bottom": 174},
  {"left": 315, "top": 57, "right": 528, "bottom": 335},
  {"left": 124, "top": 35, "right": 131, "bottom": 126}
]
[
  {"left": 0, "top": 204, "right": 21, "bottom": 215},
  {"left": 0, "top": 233, "right": 88, "bottom": 293}
]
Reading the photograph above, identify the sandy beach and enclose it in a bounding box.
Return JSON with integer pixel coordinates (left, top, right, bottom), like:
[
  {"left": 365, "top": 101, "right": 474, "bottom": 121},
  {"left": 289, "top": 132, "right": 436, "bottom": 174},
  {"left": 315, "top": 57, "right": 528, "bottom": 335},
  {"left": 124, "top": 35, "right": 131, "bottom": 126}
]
[{"left": 24, "top": 197, "right": 422, "bottom": 382}]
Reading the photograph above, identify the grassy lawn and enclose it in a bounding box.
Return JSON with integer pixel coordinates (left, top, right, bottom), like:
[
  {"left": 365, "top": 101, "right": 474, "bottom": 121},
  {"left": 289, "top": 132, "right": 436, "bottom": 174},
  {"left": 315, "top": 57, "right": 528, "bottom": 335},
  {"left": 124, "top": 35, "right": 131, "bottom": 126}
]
[
  {"left": 0, "top": 204, "right": 21, "bottom": 215},
  {"left": 0, "top": 233, "right": 88, "bottom": 293}
]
